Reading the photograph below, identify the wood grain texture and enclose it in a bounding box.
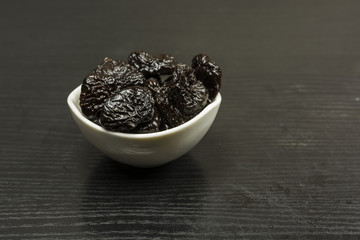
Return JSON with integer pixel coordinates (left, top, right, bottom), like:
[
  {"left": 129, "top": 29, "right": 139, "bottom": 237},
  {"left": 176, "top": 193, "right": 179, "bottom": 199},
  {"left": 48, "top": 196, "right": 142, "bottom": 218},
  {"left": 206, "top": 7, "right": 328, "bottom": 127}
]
[{"left": 1, "top": 0, "right": 360, "bottom": 239}]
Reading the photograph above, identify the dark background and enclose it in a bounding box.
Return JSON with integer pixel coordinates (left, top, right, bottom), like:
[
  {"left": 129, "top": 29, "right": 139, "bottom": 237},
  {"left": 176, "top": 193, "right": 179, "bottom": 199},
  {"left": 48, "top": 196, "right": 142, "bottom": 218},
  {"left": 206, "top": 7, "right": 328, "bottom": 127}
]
[{"left": 1, "top": 1, "right": 360, "bottom": 239}]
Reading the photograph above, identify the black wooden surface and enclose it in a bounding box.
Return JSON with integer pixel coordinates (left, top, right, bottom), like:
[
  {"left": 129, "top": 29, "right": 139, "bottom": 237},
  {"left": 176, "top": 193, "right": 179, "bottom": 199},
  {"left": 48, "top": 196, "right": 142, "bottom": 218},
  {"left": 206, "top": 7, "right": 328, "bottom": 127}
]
[{"left": 1, "top": 1, "right": 360, "bottom": 239}]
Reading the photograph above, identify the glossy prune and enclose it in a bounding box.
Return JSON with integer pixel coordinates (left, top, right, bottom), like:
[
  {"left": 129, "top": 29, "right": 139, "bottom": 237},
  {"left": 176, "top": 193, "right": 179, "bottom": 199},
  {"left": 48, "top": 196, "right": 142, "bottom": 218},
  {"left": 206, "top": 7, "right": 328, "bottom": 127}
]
[
  {"left": 92, "top": 57, "right": 126, "bottom": 78},
  {"left": 192, "top": 53, "right": 222, "bottom": 100},
  {"left": 170, "top": 64, "right": 208, "bottom": 117},
  {"left": 80, "top": 58, "right": 122, "bottom": 120},
  {"left": 144, "top": 77, "right": 161, "bottom": 94},
  {"left": 154, "top": 64, "right": 208, "bottom": 127},
  {"left": 154, "top": 54, "right": 177, "bottom": 75},
  {"left": 155, "top": 81, "right": 187, "bottom": 128},
  {"left": 99, "top": 87, "right": 155, "bottom": 132},
  {"left": 128, "top": 51, "right": 176, "bottom": 77},
  {"left": 80, "top": 74, "right": 115, "bottom": 121},
  {"left": 118, "top": 65, "right": 145, "bottom": 89},
  {"left": 171, "top": 80, "right": 208, "bottom": 117},
  {"left": 80, "top": 58, "right": 144, "bottom": 121},
  {"left": 172, "top": 63, "right": 197, "bottom": 85},
  {"left": 134, "top": 110, "right": 162, "bottom": 133}
]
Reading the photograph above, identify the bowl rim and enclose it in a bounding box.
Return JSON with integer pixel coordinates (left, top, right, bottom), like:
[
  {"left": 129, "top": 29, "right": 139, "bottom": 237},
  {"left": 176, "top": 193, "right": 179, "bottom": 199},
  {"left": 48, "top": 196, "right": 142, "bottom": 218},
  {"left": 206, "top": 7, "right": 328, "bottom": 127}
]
[{"left": 67, "top": 84, "right": 222, "bottom": 139}]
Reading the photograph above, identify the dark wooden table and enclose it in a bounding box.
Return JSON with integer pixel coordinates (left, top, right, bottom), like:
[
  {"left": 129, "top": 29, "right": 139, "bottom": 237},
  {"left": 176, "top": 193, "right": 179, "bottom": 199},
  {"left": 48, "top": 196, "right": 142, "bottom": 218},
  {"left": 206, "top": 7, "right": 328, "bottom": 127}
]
[{"left": 1, "top": 1, "right": 360, "bottom": 239}]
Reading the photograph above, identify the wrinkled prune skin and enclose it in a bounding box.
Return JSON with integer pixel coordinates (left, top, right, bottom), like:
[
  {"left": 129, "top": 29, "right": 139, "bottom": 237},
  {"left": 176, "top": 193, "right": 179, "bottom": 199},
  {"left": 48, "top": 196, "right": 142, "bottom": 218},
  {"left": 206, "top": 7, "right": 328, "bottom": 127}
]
[
  {"left": 91, "top": 57, "right": 145, "bottom": 90},
  {"left": 172, "top": 64, "right": 197, "bottom": 85},
  {"left": 80, "top": 58, "right": 144, "bottom": 121},
  {"left": 144, "top": 77, "right": 161, "bottom": 94},
  {"left": 80, "top": 74, "right": 115, "bottom": 121},
  {"left": 155, "top": 81, "right": 187, "bottom": 128},
  {"left": 128, "top": 51, "right": 176, "bottom": 77},
  {"left": 160, "top": 120, "right": 171, "bottom": 131},
  {"left": 154, "top": 54, "right": 177, "bottom": 75},
  {"left": 92, "top": 57, "right": 126, "bottom": 78},
  {"left": 134, "top": 110, "right": 162, "bottom": 133},
  {"left": 154, "top": 64, "right": 208, "bottom": 127},
  {"left": 80, "top": 58, "right": 122, "bottom": 120},
  {"left": 170, "top": 64, "right": 208, "bottom": 117},
  {"left": 192, "top": 53, "right": 222, "bottom": 100},
  {"left": 118, "top": 65, "right": 145, "bottom": 89},
  {"left": 171, "top": 80, "right": 208, "bottom": 117},
  {"left": 99, "top": 87, "right": 155, "bottom": 132}
]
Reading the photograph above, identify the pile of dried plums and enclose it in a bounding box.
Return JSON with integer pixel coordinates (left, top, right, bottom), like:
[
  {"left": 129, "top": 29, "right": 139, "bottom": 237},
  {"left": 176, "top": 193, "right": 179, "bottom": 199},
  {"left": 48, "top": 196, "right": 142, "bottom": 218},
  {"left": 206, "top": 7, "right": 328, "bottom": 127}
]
[{"left": 79, "top": 51, "right": 222, "bottom": 133}]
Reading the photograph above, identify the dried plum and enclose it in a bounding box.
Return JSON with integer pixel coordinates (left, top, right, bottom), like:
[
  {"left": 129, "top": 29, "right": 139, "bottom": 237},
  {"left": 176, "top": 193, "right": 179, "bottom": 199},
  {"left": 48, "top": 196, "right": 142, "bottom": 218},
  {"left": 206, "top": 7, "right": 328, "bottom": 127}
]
[
  {"left": 80, "top": 74, "right": 115, "bottom": 121},
  {"left": 135, "top": 111, "right": 162, "bottom": 133},
  {"left": 117, "top": 64, "right": 145, "bottom": 89},
  {"left": 171, "top": 80, "right": 208, "bottom": 117},
  {"left": 80, "top": 58, "right": 144, "bottom": 121},
  {"left": 170, "top": 64, "right": 208, "bottom": 117},
  {"left": 79, "top": 58, "right": 123, "bottom": 120},
  {"left": 128, "top": 51, "right": 176, "bottom": 77},
  {"left": 93, "top": 58, "right": 123, "bottom": 76},
  {"left": 155, "top": 82, "right": 187, "bottom": 128},
  {"left": 154, "top": 64, "right": 208, "bottom": 127},
  {"left": 192, "top": 53, "right": 222, "bottom": 100},
  {"left": 172, "top": 63, "right": 197, "bottom": 85},
  {"left": 99, "top": 87, "right": 155, "bottom": 132},
  {"left": 154, "top": 54, "right": 177, "bottom": 75}
]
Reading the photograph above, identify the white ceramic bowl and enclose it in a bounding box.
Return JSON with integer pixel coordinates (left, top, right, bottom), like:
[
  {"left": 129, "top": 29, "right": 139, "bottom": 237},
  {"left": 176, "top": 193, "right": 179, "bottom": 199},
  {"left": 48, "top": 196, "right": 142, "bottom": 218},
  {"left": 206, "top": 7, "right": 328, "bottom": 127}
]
[{"left": 67, "top": 85, "right": 221, "bottom": 168}]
